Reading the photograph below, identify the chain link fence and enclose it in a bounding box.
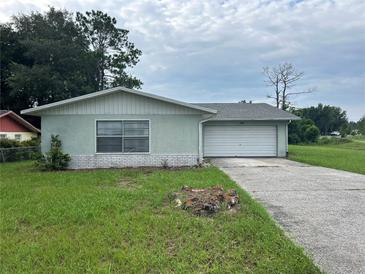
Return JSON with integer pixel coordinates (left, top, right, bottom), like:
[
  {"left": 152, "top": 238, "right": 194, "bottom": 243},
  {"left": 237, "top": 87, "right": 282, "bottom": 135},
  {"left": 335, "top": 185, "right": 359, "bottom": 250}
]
[{"left": 0, "top": 146, "right": 40, "bottom": 163}]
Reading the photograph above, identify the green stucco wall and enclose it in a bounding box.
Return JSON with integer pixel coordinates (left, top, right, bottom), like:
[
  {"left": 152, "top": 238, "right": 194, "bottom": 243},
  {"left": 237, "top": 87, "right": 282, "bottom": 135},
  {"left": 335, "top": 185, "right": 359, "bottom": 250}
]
[
  {"left": 41, "top": 114, "right": 202, "bottom": 155},
  {"left": 41, "top": 116, "right": 289, "bottom": 157}
]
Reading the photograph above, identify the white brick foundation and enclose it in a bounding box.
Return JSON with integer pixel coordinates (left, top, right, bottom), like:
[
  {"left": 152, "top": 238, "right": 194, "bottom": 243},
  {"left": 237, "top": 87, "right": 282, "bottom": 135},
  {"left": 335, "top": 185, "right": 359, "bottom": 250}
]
[{"left": 68, "top": 154, "right": 199, "bottom": 169}]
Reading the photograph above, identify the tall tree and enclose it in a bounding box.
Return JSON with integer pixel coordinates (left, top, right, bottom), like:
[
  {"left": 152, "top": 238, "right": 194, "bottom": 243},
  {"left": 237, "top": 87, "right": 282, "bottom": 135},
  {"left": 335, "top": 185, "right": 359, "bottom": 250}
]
[
  {"left": 357, "top": 116, "right": 365, "bottom": 135},
  {"left": 1, "top": 8, "right": 95, "bottom": 113},
  {"left": 76, "top": 10, "right": 142, "bottom": 90},
  {"left": 1, "top": 8, "right": 143, "bottom": 114},
  {"left": 263, "top": 63, "right": 312, "bottom": 110},
  {"left": 0, "top": 23, "right": 28, "bottom": 111}
]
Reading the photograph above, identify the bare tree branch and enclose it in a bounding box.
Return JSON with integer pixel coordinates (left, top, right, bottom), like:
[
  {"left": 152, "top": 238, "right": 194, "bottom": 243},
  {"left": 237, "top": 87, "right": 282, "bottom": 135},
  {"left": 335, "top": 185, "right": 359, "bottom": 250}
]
[
  {"left": 286, "top": 87, "right": 316, "bottom": 96},
  {"left": 286, "top": 91, "right": 312, "bottom": 96},
  {"left": 263, "top": 63, "right": 309, "bottom": 110},
  {"left": 263, "top": 66, "right": 281, "bottom": 108}
]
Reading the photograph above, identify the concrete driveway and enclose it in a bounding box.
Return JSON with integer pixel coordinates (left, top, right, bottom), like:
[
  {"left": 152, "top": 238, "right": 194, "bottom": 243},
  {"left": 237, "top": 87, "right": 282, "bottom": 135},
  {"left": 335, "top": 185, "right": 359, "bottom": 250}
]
[{"left": 212, "top": 158, "right": 365, "bottom": 274}]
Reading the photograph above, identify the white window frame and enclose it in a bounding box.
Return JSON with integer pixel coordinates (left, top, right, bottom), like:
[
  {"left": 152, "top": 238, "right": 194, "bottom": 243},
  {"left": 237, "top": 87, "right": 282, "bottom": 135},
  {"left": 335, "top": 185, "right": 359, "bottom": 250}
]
[
  {"left": 0, "top": 134, "right": 7, "bottom": 139},
  {"left": 14, "top": 134, "right": 22, "bottom": 141},
  {"left": 95, "top": 119, "right": 151, "bottom": 154}
]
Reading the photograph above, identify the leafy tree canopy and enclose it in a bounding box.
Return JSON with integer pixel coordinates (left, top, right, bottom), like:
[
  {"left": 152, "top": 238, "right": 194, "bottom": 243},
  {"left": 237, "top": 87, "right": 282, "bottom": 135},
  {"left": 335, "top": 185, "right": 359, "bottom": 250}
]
[
  {"left": 76, "top": 10, "right": 142, "bottom": 90},
  {"left": 0, "top": 7, "right": 142, "bottom": 114},
  {"left": 288, "top": 118, "right": 320, "bottom": 144},
  {"left": 291, "top": 103, "right": 348, "bottom": 135}
]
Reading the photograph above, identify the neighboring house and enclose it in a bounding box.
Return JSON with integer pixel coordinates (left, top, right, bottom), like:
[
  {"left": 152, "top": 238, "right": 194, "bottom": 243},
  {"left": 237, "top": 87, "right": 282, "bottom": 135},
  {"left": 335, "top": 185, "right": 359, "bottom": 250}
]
[
  {"left": 0, "top": 110, "right": 40, "bottom": 141},
  {"left": 21, "top": 87, "right": 299, "bottom": 169}
]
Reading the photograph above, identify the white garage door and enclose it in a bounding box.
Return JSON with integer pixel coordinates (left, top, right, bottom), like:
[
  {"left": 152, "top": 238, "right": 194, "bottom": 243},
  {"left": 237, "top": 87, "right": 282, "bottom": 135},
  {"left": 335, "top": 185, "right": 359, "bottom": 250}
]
[{"left": 203, "top": 125, "right": 277, "bottom": 157}]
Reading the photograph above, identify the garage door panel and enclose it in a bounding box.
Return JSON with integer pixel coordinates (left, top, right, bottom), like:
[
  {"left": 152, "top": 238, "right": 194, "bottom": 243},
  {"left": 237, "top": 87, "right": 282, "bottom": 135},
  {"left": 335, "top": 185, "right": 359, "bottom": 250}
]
[{"left": 203, "top": 125, "right": 277, "bottom": 157}]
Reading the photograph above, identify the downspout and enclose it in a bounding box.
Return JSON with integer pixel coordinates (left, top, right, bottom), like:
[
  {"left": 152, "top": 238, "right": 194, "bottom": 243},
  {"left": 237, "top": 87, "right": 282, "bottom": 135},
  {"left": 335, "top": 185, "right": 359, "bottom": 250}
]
[
  {"left": 198, "top": 115, "right": 215, "bottom": 163},
  {"left": 286, "top": 120, "right": 291, "bottom": 158}
]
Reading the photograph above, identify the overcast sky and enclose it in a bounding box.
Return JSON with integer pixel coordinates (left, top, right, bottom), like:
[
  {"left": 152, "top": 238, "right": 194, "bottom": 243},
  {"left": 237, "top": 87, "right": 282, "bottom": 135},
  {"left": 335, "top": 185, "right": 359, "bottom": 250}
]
[{"left": 1, "top": 0, "right": 364, "bottom": 120}]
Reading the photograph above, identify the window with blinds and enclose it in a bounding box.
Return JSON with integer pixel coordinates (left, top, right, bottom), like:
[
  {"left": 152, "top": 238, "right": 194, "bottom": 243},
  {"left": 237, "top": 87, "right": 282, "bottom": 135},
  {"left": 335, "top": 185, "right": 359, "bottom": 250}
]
[{"left": 96, "top": 120, "right": 149, "bottom": 153}]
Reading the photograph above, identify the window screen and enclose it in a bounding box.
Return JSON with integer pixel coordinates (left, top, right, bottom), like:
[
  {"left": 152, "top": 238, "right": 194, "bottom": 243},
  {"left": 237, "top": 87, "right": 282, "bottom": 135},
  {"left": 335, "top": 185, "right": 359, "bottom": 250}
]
[{"left": 96, "top": 120, "right": 149, "bottom": 153}]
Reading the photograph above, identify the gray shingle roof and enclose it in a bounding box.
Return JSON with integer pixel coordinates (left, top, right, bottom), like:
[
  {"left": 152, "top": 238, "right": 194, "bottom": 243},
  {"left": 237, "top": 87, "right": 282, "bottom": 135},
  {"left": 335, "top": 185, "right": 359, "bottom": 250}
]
[{"left": 193, "top": 103, "right": 300, "bottom": 120}]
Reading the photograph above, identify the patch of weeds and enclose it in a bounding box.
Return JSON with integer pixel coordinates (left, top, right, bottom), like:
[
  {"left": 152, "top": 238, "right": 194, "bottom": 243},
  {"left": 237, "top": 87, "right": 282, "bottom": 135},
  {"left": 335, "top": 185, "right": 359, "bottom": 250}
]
[
  {"left": 116, "top": 178, "right": 141, "bottom": 190},
  {"left": 161, "top": 159, "right": 169, "bottom": 169}
]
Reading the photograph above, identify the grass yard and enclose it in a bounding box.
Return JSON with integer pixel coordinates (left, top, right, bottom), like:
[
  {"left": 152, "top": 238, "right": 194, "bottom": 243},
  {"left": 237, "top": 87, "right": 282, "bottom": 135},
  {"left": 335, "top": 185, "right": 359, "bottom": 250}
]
[
  {"left": 289, "top": 137, "right": 365, "bottom": 175},
  {"left": 0, "top": 161, "right": 320, "bottom": 273}
]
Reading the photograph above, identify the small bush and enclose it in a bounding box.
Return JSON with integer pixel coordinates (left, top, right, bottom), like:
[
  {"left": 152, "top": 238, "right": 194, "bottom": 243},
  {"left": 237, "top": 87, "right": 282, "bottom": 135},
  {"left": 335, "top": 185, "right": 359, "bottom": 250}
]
[
  {"left": 304, "top": 126, "right": 320, "bottom": 143},
  {"left": 0, "top": 137, "right": 40, "bottom": 148},
  {"left": 335, "top": 138, "right": 352, "bottom": 144},
  {"left": 161, "top": 159, "right": 169, "bottom": 169},
  {"left": 317, "top": 137, "right": 352, "bottom": 145},
  {"left": 288, "top": 133, "right": 301, "bottom": 144},
  {"left": 0, "top": 138, "right": 20, "bottom": 148},
  {"left": 317, "top": 137, "right": 331, "bottom": 145},
  {"left": 21, "top": 137, "right": 41, "bottom": 147},
  {"left": 288, "top": 119, "right": 320, "bottom": 144},
  {"left": 35, "top": 135, "right": 71, "bottom": 170}
]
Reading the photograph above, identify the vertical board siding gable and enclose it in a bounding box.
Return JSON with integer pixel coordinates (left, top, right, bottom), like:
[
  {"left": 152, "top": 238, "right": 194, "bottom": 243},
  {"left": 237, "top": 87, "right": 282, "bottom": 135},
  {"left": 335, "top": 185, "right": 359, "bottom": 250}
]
[{"left": 42, "top": 92, "right": 203, "bottom": 115}]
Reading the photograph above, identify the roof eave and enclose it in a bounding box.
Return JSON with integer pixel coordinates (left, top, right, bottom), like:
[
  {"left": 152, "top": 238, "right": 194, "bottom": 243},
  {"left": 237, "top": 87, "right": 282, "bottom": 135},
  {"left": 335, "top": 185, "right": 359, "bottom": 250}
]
[{"left": 208, "top": 117, "right": 300, "bottom": 121}]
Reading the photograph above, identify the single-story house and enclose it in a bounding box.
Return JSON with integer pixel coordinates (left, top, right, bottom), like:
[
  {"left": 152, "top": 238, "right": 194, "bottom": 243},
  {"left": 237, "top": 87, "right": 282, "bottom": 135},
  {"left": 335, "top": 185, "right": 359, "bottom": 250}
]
[
  {"left": 0, "top": 110, "right": 40, "bottom": 141},
  {"left": 21, "top": 86, "right": 299, "bottom": 169}
]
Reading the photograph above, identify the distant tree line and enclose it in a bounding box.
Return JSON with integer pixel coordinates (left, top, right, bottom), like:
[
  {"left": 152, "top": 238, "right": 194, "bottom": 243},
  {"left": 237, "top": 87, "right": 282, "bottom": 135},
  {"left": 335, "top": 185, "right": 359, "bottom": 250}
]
[
  {"left": 288, "top": 104, "right": 365, "bottom": 144},
  {"left": 292, "top": 104, "right": 347, "bottom": 135},
  {"left": 0, "top": 7, "right": 142, "bottom": 114}
]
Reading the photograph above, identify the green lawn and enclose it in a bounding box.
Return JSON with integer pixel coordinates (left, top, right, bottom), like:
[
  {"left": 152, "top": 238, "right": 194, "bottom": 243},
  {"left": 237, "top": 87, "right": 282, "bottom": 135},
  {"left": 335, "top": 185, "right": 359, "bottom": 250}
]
[
  {"left": 0, "top": 162, "right": 320, "bottom": 273},
  {"left": 289, "top": 138, "right": 365, "bottom": 174}
]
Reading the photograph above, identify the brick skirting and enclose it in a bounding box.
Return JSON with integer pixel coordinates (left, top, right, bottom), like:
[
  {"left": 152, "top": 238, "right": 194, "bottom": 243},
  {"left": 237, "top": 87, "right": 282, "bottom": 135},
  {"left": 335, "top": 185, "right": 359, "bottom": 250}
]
[{"left": 68, "top": 154, "right": 199, "bottom": 169}]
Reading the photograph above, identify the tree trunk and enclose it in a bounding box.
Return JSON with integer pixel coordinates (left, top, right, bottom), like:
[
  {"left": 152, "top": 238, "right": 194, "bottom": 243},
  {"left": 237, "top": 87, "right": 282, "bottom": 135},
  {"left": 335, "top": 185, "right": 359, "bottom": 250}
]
[{"left": 275, "top": 76, "right": 280, "bottom": 108}]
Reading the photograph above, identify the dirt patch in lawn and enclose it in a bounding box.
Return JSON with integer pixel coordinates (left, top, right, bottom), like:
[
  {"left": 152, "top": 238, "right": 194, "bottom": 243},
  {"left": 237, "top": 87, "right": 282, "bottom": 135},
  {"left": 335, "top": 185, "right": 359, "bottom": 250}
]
[
  {"left": 116, "top": 178, "right": 141, "bottom": 190},
  {"left": 170, "top": 186, "right": 240, "bottom": 216}
]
